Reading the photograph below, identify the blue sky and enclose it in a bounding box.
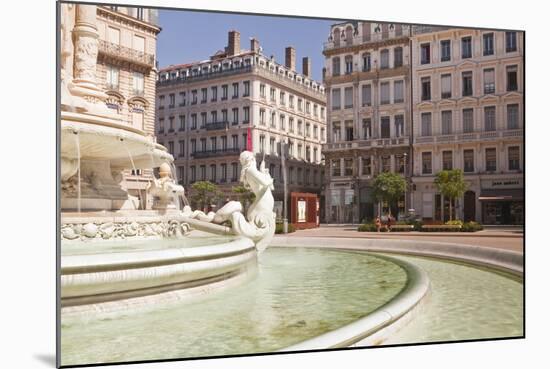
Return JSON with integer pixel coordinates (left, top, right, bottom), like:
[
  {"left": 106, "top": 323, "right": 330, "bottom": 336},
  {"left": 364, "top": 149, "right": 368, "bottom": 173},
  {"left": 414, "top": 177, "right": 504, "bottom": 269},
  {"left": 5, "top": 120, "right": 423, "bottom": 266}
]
[{"left": 156, "top": 9, "right": 339, "bottom": 82}]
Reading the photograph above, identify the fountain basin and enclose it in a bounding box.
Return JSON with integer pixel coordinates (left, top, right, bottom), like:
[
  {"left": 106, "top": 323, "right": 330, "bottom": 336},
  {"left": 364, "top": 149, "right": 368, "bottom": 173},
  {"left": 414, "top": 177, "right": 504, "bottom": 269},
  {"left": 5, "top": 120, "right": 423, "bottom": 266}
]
[
  {"left": 61, "top": 112, "right": 172, "bottom": 168},
  {"left": 60, "top": 248, "right": 409, "bottom": 366},
  {"left": 279, "top": 254, "right": 430, "bottom": 351},
  {"left": 61, "top": 236, "right": 256, "bottom": 307},
  {"left": 271, "top": 237, "right": 523, "bottom": 349},
  {"left": 60, "top": 244, "right": 523, "bottom": 366},
  {"left": 60, "top": 112, "right": 174, "bottom": 211}
]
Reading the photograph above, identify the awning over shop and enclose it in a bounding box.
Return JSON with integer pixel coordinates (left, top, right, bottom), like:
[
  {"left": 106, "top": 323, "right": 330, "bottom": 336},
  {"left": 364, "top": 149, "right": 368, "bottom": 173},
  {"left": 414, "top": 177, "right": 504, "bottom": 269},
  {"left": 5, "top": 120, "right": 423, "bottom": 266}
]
[{"left": 478, "top": 189, "right": 524, "bottom": 201}]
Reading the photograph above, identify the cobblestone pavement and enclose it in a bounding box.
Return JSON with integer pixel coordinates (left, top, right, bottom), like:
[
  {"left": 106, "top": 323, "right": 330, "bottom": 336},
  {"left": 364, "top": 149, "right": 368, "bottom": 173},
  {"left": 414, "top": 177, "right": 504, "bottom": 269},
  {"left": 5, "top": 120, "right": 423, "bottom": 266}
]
[{"left": 277, "top": 226, "right": 524, "bottom": 253}]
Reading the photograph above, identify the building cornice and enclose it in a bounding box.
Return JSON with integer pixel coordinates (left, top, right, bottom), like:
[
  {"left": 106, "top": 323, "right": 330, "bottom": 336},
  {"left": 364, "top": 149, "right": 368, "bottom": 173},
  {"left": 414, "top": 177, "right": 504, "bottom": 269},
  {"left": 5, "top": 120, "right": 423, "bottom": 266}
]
[
  {"left": 158, "top": 66, "right": 327, "bottom": 105},
  {"left": 323, "top": 36, "right": 410, "bottom": 57},
  {"left": 98, "top": 6, "right": 161, "bottom": 35}
]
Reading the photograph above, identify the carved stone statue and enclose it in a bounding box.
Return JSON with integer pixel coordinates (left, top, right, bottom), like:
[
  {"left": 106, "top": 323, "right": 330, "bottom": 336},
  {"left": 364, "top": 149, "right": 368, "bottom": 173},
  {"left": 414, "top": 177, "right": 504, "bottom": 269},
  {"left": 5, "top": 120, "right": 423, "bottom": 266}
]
[
  {"left": 191, "top": 151, "right": 276, "bottom": 253},
  {"left": 147, "top": 163, "right": 185, "bottom": 210}
]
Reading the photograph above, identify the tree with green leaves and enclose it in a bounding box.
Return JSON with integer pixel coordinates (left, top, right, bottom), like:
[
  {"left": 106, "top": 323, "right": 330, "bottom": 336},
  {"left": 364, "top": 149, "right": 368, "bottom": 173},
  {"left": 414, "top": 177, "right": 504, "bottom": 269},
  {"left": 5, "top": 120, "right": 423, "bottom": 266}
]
[
  {"left": 190, "top": 181, "right": 222, "bottom": 211},
  {"left": 232, "top": 184, "right": 256, "bottom": 212},
  {"left": 434, "top": 169, "right": 468, "bottom": 220},
  {"left": 371, "top": 172, "right": 407, "bottom": 217}
]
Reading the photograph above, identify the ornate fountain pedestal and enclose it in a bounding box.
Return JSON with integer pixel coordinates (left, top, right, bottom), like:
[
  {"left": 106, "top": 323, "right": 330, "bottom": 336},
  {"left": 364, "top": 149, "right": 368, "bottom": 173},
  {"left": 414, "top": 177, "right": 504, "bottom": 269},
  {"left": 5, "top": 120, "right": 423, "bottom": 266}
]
[
  {"left": 60, "top": 113, "right": 174, "bottom": 211},
  {"left": 60, "top": 3, "right": 174, "bottom": 212},
  {"left": 59, "top": 4, "right": 275, "bottom": 315}
]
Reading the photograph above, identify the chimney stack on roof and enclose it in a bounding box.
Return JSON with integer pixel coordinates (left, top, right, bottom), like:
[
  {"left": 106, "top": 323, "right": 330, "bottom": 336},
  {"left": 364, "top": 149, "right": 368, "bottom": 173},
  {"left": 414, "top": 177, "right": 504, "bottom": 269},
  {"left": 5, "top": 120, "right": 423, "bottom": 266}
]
[
  {"left": 227, "top": 30, "right": 240, "bottom": 56},
  {"left": 285, "top": 46, "right": 296, "bottom": 71},
  {"left": 302, "top": 57, "right": 311, "bottom": 78},
  {"left": 250, "top": 37, "right": 260, "bottom": 53}
]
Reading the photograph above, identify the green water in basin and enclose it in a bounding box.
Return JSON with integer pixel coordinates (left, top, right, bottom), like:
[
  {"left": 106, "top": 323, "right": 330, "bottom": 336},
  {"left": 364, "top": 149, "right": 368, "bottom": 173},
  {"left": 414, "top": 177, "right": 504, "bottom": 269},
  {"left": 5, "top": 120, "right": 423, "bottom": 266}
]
[
  {"left": 61, "top": 248, "right": 407, "bottom": 366},
  {"left": 60, "top": 247, "right": 524, "bottom": 367},
  {"left": 382, "top": 254, "right": 523, "bottom": 345}
]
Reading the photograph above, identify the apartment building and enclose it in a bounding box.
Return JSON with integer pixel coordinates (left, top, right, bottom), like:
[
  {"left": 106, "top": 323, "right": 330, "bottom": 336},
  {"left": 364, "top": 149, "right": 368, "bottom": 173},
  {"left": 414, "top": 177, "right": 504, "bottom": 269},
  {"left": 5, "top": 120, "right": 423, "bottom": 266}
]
[
  {"left": 411, "top": 27, "right": 524, "bottom": 224},
  {"left": 156, "top": 31, "right": 327, "bottom": 218},
  {"left": 323, "top": 21, "right": 413, "bottom": 223},
  {"left": 95, "top": 5, "right": 161, "bottom": 208}
]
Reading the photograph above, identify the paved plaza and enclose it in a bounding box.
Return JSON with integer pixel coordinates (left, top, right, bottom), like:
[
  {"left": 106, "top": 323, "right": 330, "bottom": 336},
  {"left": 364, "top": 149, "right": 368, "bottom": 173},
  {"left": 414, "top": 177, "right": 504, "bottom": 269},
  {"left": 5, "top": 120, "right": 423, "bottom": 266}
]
[{"left": 278, "top": 226, "right": 524, "bottom": 253}]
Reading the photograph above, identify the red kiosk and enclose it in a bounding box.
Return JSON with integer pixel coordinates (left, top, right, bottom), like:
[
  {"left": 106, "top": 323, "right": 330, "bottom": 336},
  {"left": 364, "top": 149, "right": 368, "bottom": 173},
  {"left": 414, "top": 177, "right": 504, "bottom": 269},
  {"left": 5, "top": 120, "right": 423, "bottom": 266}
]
[{"left": 290, "top": 192, "right": 319, "bottom": 230}]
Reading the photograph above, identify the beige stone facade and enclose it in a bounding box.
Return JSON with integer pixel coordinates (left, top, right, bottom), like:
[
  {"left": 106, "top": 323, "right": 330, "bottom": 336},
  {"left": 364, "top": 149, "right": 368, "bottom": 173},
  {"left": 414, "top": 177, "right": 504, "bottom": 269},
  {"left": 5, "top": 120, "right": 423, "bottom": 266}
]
[
  {"left": 411, "top": 27, "right": 524, "bottom": 224},
  {"left": 323, "top": 23, "right": 524, "bottom": 225},
  {"left": 95, "top": 6, "right": 160, "bottom": 208},
  {"left": 323, "top": 21, "right": 413, "bottom": 223},
  {"left": 156, "top": 31, "right": 327, "bottom": 219}
]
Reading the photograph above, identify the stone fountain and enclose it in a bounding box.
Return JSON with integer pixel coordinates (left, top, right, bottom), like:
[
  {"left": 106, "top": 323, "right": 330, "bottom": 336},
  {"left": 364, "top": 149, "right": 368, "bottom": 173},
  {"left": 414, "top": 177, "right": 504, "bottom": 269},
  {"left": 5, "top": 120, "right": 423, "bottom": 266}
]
[{"left": 59, "top": 4, "right": 275, "bottom": 313}]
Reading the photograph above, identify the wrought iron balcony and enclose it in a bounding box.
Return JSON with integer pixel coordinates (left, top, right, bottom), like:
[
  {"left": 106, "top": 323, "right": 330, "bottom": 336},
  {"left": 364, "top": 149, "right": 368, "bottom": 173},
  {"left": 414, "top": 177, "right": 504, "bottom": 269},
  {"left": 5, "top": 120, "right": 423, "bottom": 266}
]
[
  {"left": 158, "top": 65, "right": 253, "bottom": 86},
  {"left": 323, "top": 137, "right": 409, "bottom": 151},
  {"left": 414, "top": 129, "right": 523, "bottom": 144},
  {"left": 98, "top": 40, "right": 155, "bottom": 69},
  {"left": 205, "top": 120, "right": 229, "bottom": 131},
  {"left": 193, "top": 148, "right": 241, "bottom": 159}
]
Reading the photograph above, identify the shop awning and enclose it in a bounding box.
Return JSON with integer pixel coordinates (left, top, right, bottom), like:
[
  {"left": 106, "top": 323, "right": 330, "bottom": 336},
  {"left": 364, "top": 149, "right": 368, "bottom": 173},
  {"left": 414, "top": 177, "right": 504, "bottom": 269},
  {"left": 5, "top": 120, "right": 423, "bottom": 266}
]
[{"left": 478, "top": 189, "right": 524, "bottom": 201}]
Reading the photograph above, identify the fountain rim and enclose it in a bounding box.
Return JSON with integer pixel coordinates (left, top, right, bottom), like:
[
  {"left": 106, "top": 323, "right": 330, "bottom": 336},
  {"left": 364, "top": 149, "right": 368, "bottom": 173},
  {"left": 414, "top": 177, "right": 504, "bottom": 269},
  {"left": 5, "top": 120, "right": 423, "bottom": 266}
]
[
  {"left": 271, "top": 236, "right": 523, "bottom": 276},
  {"left": 60, "top": 116, "right": 171, "bottom": 164},
  {"left": 61, "top": 236, "right": 255, "bottom": 274}
]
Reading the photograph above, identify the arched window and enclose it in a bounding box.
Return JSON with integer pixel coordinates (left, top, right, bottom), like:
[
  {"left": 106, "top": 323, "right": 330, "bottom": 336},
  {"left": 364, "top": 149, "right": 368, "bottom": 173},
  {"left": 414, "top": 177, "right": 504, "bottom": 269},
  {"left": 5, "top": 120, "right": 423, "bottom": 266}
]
[{"left": 128, "top": 97, "right": 148, "bottom": 130}]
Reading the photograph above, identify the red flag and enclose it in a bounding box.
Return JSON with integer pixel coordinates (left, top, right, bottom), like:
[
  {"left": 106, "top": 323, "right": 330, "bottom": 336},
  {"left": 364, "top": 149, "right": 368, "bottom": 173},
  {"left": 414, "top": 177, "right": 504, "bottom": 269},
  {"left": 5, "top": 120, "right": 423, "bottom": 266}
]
[{"left": 246, "top": 127, "right": 252, "bottom": 151}]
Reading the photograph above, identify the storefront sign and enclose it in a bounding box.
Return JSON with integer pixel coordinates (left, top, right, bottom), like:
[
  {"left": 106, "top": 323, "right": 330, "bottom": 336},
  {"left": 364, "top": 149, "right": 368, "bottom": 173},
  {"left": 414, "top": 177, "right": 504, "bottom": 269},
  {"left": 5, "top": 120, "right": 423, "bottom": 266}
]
[{"left": 482, "top": 179, "right": 522, "bottom": 189}]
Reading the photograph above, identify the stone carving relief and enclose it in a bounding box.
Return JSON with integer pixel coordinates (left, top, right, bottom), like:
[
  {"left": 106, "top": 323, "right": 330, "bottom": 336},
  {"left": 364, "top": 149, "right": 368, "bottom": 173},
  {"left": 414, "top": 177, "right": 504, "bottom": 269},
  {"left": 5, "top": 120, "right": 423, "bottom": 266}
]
[
  {"left": 74, "top": 37, "right": 99, "bottom": 83},
  {"left": 61, "top": 220, "right": 191, "bottom": 241},
  {"left": 189, "top": 151, "right": 276, "bottom": 253}
]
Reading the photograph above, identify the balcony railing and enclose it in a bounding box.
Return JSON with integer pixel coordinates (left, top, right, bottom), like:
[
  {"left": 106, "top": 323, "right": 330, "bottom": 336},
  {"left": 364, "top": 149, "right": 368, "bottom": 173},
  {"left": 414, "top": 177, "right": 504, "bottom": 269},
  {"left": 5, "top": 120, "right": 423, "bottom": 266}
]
[
  {"left": 323, "top": 137, "right": 409, "bottom": 151},
  {"left": 193, "top": 148, "right": 241, "bottom": 159},
  {"left": 414, "top": 129, "right": 523, "bottom": 144},
  {"left": 205, "top": 121, "right": 229, "bottom": 131},
  {"left": 98, "top": 40, "right": 155, "bottom": 69},
  {"left": 158, "top": 65, "right": 253, "bottom": 86}
]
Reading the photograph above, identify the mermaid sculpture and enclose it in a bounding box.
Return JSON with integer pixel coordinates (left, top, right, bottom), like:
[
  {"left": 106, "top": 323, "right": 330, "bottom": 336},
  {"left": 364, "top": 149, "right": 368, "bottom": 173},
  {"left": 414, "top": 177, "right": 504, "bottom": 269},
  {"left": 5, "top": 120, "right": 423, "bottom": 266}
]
[{"left": 190, "top": 151, "right": 276, "bottom": 253}]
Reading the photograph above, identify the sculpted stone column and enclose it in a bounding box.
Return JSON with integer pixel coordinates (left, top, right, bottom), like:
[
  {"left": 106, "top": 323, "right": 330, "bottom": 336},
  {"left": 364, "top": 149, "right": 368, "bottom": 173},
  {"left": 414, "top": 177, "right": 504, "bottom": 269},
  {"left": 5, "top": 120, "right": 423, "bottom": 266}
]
[
  {"left": 73, "top": 4, "right": 99, "bottom": 87},
  {"left": 60, "top": 4, "right": 74, "bottom": 80},
  {"left": 68, "top": 4, "right": 109, "bottom": 112}
]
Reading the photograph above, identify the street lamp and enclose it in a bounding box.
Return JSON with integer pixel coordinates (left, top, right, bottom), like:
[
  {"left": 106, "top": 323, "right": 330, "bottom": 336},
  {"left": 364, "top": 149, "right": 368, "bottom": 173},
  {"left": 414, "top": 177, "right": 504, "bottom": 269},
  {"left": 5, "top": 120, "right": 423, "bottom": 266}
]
[
  {"left": 379, "top": 184, "right": 387, "bottom": 217},
  {"left": 403, "top": 152, "right": 409, "bottom": 211},
  {"left": 281, "top": 140, "right": 289, "bottom": 233}
]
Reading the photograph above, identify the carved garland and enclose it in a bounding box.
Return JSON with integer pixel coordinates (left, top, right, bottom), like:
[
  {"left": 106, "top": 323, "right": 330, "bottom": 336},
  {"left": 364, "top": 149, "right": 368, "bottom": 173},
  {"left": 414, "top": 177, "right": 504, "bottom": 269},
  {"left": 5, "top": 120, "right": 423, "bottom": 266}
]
[{"left": 61, "top": 220, "right": 191, "bottom": 240}]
